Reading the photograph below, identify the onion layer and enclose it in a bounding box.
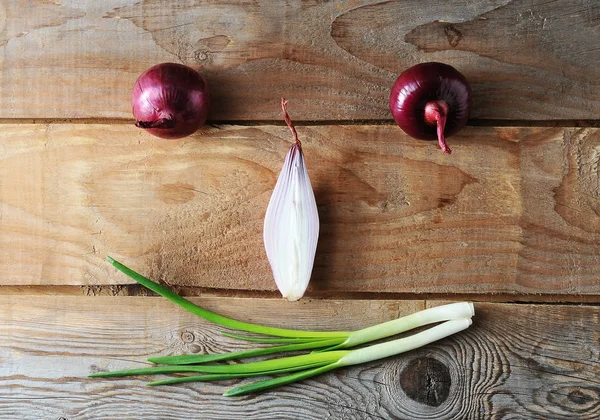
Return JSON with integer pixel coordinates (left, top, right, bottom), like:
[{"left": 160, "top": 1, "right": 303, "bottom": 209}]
[{"left": 263, "top": 99, "right": 319, "bottom": 301}]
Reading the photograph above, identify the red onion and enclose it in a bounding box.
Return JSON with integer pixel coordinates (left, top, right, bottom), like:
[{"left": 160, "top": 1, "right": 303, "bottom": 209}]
[
  {"left": 389, "top": 62, "right": 471, "bottom": 154},
  {"left": 132, "top": 63, "right": 210, "bottom": 139}
]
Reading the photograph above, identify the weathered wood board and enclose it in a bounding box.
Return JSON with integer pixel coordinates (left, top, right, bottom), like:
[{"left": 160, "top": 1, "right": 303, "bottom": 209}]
[
  {"left": 1, "top": 124, "right": 599, "bottom": 295},
  {"left": 1, "top": 0, "right": 599, "bottom": 120},
  {"left": 1, "top": 0, "right": 599, "bottom": 419},
  {"left": 0, "top": 296, "right": 598, "bottom": 419}
]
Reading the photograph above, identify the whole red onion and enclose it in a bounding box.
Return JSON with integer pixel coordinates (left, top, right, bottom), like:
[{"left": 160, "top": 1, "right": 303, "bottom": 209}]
[
  {"left": 389, "top": 62, "right": 471, "bottom": 154},
  {"left": 132, "top": 63, "right": 210, "bottom": 139}
]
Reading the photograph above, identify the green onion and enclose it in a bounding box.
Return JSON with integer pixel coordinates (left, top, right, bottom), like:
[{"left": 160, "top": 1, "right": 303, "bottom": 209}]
[
  {"left": 96, "top": 258, "right": 475, "bottom": 396},
  {"left": 90, "top": 318, "right": 473, "bottom": 395},
  {"left": 108, "top": 257, "right": 473, "bottom": 349}
]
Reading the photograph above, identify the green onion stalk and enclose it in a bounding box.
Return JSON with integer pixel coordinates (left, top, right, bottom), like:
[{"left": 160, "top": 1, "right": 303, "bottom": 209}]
[{"left": 92, "top": 257, "right": 475, "bottom": 396}]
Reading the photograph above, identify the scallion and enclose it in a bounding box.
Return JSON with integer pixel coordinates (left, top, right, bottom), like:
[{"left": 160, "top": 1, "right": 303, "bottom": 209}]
[
  {"left": 91, "top": 319, "right": 472, "bottom": 396},
  {"left": 95, "top": 258, "right": 475, "bottom": 395}
]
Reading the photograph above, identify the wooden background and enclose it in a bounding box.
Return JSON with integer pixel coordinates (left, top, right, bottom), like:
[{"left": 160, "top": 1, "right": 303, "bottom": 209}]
[{"left": 1, "top": 0, "right": 599, "bottom": 419}]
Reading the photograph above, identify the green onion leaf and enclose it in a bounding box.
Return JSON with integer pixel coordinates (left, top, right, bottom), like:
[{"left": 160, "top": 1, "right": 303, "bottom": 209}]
[
  {"left": 147, "top": 362, "right": 332, "bottom": 387},
  {"left": 148, "top": 337, "right": 344, "bottom": 365},
  {"left": 224, "top": 363, "right": 340, "bottom": 397},
  {"left": 90, "top": 350, "right": 349, "bottom": 378},
  {"left": 107, "top": 257, "right": 349, "bottom": 340},
  {"left": 221, "top": 332, "right": 325, "bottom": 344}
]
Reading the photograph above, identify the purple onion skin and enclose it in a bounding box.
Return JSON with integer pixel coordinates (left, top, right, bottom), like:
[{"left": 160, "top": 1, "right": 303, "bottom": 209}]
[
  {"left": 132, "top": 63, "right": 210, "bottom": 139},
  {"left": 389, "top": 62, "right": 471, "bottom": 154}
]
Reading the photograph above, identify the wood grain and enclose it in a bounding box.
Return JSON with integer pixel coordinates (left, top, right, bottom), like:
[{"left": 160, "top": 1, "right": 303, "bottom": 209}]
[
  {"left": 0, "top": 296, "right": 598, "bottom": 419},
  {"left": 1, "top": 124, "right": 600, "bottom": 295},
  {"left": 1, "top": 0, "right": 599, "bottom": 120}
]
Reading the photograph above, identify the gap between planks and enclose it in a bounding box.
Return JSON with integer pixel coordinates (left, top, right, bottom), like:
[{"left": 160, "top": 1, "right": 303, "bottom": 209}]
[
  {"left": 0, "top": 118, "right": 600, "bottom": 127},
  {"left": 0, "top": 285, "right": 598, "bottom": 305}
]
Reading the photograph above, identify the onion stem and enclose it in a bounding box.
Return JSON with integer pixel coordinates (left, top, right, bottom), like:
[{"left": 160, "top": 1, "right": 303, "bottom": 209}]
[
  {"left": 282, "top": 98, "right": 300, "bottom": 147},
  {"left": 337, "top": 318, "right": 471, "bottom": 366},
  {"left": 135, "top": 118, "right": 175, "bottom": 129},
  {"left": 319, "top": 302, "right": 474, "bottom": 351},
  {"left": 424, "top": 100, "right": 451, "bottom": 154}
]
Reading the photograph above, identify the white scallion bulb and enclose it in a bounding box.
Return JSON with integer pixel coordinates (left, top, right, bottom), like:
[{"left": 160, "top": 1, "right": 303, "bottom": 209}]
[{"left": 263, "top": 99, "right": 320, "bottom": 301}]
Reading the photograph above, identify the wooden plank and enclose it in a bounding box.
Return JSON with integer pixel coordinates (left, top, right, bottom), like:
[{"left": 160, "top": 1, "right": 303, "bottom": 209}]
[
  {"left": 0, "top": 296, "right": 598, "bottom": 419},
  {"left": 1, "top": 0, "right": 599, "bottom": 120},
  {"left": 1, "top": 124, "right": 600, "bottom": 295}
]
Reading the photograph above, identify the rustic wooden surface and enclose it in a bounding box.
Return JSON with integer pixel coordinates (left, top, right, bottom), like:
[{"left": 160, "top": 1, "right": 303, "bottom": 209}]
[
  {"left": 1, "top": 1, "right": 599, "bottom": 418},
  {"left": 0, "top": 296, "right": 598, "bottom": 420},
  {"left": 1, "top": 124, "right": 599, "bottom": 296},
  {"left": 1, "top": 0, "right": 599, "bottom": 120}
]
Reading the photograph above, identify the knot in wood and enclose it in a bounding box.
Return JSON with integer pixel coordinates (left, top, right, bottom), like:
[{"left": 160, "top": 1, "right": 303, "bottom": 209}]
[
  {"left": 567, "top": 388, "right": 597, "bottom": 407},
  {"left": 194, "top": 50, "right": 209, "bottom": 62},
  {"left": 444, "top": 25, "right": 462, "bottom": 48},
  {"left": 399, "top": 357, "right": 451, "bottom": 407},
  {"left": 181, "top": 331, "right": 195, "bottom": 343}
]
